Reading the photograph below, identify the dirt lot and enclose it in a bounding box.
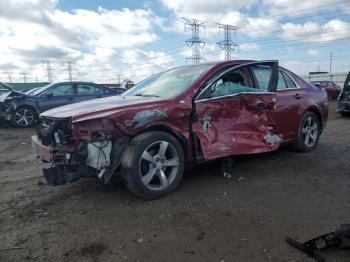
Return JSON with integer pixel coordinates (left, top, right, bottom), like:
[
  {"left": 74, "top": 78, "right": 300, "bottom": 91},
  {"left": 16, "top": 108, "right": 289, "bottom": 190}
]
[{"left": 0, "top": 101, "right": 349, "bottom": 262}]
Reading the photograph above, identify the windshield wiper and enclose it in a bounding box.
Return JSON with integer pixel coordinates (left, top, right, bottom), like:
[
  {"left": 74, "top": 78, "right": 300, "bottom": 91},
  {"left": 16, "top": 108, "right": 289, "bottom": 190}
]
[{"left": 134, "top": 93, "right": 159, "bottom": 97}]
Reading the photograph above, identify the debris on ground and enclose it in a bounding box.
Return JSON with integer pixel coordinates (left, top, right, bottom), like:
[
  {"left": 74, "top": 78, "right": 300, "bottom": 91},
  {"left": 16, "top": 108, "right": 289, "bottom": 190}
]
[
  {"left": 0, "top": 246, "right": 22, "bottom": 252},
  {"left": 221, "top": 157, "right": 234, "bottom": 179},
  {"left": 286, "top": 224, "right": 350, "bottom": 261}
]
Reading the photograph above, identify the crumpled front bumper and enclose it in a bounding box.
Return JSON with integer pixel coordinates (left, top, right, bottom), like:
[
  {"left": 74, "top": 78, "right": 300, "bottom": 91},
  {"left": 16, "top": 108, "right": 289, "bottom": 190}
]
[
  {"left": 32, "top": 135, "right": 91, "bottom": 185},
  {"left": 32, "top": 135, "right": 129, "bottom": 186}
]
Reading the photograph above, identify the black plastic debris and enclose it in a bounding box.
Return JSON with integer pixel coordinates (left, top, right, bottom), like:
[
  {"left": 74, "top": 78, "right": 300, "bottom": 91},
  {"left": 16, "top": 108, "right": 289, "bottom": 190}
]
[{"left": 286, "top": 224, "right": 350, "bottom": 261}]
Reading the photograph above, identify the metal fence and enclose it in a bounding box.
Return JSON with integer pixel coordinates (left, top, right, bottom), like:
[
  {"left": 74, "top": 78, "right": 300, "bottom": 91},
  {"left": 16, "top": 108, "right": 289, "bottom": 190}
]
[{"left": 299, "top": 72, "right": 349, "bottom": 87}]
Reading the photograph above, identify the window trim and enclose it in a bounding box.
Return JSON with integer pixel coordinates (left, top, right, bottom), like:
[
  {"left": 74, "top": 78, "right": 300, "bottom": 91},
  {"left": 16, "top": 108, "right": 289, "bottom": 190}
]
[
  {"left": 276, "top": 70, "right": 301, "bottom": 91},
  {"left": 195, "top": 61, "right": 278, "bottom": 103},
  {"left": 38, "top": 84, "right": 75, "bottom": 98}
]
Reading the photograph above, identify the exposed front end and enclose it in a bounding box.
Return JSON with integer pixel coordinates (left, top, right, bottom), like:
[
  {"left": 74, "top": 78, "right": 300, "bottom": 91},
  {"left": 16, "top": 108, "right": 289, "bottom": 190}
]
[{"left": 32, "top": 116, "right": 128, "bottom": 185}]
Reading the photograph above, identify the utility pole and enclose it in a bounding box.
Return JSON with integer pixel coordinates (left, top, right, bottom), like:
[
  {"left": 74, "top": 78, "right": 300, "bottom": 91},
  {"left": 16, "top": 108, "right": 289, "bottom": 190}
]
[
  {"left": 3, "top": 72, "right": 13, "bottom": 84},
  {"left": 183, "top": 17, "right": 206, "bottom": 64},
  {"left": 43, "top": 60, "right": 53, "bottom": 82},
  {"left": 65, "top": 61, "right": 73, "bottom": 81},
  {"left": 329, "top": 52, "right": 333, "bottom": 74},
  {"left": 19, "top": 72, "right": 29, "bottom": 83},
  {"left": 117, "top": 73, "right": 121, "bottom": 84},
  {"left": 216, "top": 23, "right": 239, "bottom": 60}
]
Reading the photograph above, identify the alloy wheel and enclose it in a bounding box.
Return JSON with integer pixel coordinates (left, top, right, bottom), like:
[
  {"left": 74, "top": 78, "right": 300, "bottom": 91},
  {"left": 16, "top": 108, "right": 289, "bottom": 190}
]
[
  {"left": 302, "top": 116, "right": 319, "bottom": 147},
  {"left": 139, "top": 141, "right": 179, "bottom": 191},
  {"left": 15, "top": 108, "right": 34, "bottom": 127}
]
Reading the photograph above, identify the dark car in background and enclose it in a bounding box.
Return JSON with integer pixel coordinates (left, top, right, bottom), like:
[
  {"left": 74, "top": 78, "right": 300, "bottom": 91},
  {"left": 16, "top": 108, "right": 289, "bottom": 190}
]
[
  {"left": 338, "top": 72, "right": 350, "bottom": 116},
  {"left": 32, "top": 60, "right": 328, "bottom": 199},
  {"left": 0, "top": 82, "right": 13, "bottom": 95},
  {"left": 0, "top": 81, "right": 120, "bottom": 127},
  {"left": 311, "top": 80, "right": 342, "bottom": 100}
]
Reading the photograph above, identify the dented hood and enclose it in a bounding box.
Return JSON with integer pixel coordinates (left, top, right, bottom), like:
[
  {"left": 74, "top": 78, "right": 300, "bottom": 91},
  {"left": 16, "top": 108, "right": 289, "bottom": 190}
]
[{"left": 40, "top": 95, "right": 162, "bottom": 122}]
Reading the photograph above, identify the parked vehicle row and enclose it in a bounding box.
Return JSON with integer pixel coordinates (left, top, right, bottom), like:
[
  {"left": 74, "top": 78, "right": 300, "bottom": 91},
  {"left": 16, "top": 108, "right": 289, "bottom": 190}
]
[
  {"left": 0, "top": 82, "right": 123, "bottom": 127},
  {"left": 338, "top": 72, "right": 350, "bottom": 116},
  {"left": 31, "top": 60, "right": 329, "bottom": 199},
  {"left": 0, "top": 82, "right": 13, "bottom": 95},
  {"left": 311, "top": 80, "right": 342, "bottom": 100}
]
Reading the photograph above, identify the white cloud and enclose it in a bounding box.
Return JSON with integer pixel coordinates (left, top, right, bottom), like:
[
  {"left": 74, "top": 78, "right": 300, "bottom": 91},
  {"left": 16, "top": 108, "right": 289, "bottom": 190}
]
[
  {"left": 262, "top": 0, "right": 345, "bottom": 16},
  {"left": 281, "top": 22, "right": 320, "bottom": 40},
  {"left": 308, "top": 49, "right": 319, "bottom": 56},
  {"left": 162, "top": 0, "right": 257, "bottom": 17},
  {"left": 281, "top": 19, "right": 350, "bottom": 42},
  {"left": 239, "top": 43, "right": 260, "bottom": 51},
  {"left": 0, "top": 0, "right": 167, "bottom": 82}
]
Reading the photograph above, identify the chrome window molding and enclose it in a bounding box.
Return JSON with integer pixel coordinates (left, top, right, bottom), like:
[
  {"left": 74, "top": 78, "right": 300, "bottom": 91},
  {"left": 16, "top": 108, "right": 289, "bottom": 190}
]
[
  {"left": 277, "top": 70, "right": 302, "bottom": 91},
  {"left": 195, "top": 91, "right": 276, "bottom": 103}
]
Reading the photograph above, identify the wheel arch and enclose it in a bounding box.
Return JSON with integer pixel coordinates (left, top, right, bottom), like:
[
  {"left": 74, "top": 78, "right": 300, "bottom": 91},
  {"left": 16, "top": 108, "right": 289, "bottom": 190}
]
[
  {"left": 15, "top": 103, "right": 40, "bottom": 117},
  {"left": 133, "top": 124, "right": 189, "bottom": 160},
  {"left": 305, "top": 106, "right": 323, "bottom": 131}
]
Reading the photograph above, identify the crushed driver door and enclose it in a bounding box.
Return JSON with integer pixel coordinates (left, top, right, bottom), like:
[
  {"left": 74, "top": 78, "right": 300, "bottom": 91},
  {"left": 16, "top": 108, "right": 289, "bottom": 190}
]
[{"left": 192, "top": 61, "right": 282, "bottom": 160}]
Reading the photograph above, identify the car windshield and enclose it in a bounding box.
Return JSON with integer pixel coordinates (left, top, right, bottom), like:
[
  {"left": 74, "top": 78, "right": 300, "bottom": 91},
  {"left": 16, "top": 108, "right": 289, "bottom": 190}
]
[
  {"left": 31, "top": 83, "right": 55, "bottom": 96},
  {"left": 123, "top": 64, "right": 214, "bottom": 99}
]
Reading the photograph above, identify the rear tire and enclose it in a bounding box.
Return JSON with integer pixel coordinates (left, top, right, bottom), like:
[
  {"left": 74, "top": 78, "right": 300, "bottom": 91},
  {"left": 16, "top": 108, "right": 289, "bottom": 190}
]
[
  {"left": 294, "top": 112, "right": 320, "bottom": 152},
  {"left": 11, "top": 106, "right": 37, "bottom": 128},
  {"left": 121, "top": 131, "right": 185, "bottom": 199}
]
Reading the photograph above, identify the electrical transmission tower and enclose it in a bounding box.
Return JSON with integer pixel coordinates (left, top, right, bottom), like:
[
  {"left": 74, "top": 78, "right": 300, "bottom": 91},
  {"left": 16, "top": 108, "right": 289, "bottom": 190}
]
[
  {"left": 65, "top": 61, "right": 73, "bottom": 81},
  {"left": 216, "top": 23, "right": 239, "bottom": 60},
  {"left": 183, "top": 17, "right": 206, "bottom": 64},
  {"left": 20, "top": 72, "right": 29, "bottom": 83},
  {"left": 3, "top": 72, "right": 13, "bottom": 84},
  {"left": 43, "top": 60, "right": 54, "bottom": 82}
]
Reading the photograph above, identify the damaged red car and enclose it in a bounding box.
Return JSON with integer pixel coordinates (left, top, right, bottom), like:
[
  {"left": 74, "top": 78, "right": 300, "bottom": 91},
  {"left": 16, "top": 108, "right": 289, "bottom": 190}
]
[{"left": 32, "top": 60, "right": 328, "bottom": 199}]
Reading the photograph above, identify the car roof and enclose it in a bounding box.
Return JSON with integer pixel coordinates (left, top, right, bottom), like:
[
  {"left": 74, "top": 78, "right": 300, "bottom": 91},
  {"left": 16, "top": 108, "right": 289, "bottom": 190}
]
[{"left": 50, "top": 81, "right": 100, "bottom": 85}]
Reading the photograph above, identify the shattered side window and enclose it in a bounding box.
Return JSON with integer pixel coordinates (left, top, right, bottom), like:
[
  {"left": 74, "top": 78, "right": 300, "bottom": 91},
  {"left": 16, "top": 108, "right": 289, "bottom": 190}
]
[{"left": 202, "top": 68, "right": 259, "bottom": 99}]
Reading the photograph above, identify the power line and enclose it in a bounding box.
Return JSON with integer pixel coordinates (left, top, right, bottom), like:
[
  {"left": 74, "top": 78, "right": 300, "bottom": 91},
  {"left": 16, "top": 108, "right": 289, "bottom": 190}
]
[
  {"left": 216, "top": 23, "right": 239, "bottom": 60},
  {"left": 183, "top": 17, "right": 206, "bottom": 64}
]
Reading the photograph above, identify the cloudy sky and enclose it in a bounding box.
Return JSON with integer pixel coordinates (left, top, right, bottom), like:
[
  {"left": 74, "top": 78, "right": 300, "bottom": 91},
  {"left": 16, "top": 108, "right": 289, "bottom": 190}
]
[{"left": 0, "top": 0, "right": 349, "bottom": 83}]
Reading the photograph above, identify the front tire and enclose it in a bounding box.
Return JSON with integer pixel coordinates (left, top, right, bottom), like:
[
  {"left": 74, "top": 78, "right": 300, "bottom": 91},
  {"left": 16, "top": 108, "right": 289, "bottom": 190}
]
[
  {"left": 11, "top": 106, "right": 37, "bottom": 127},
  {"left": 121, "top": 131, "right": 185, "bottom": 199},
  {"left": 294, "top": 112, "right": 320, "bottom": 152}
]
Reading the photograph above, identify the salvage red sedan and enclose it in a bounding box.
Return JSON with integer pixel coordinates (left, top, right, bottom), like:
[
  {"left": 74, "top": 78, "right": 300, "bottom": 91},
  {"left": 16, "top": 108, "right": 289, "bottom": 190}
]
[{"left": 32, "top": 60, "right": 328, "bottom": 199}]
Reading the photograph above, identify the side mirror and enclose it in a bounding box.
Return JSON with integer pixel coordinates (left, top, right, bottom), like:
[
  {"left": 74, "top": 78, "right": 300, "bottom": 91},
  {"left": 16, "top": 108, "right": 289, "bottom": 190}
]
[{"left": 45, "top": 91, "right": 53, "bottom": 98}]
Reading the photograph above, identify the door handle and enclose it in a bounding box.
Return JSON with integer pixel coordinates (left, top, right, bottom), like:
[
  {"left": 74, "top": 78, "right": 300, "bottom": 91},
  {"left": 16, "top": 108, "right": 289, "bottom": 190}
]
[
  {"left": 255, "top": 103, "right": 267, "bottom": 109},
  {"left": 67, "top": 97, "right": 74, "bottom": 101},
  {"left": 255, "top": 102, "right": 274, "bottom": 110},
  {"left": 294, "top": 93, "right": 303, "bottom": 99}
]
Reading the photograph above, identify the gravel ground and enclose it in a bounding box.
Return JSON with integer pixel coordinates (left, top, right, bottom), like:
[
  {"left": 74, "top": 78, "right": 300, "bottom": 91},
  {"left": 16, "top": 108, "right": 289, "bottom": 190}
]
[{"left": 0, "top": 101, "right": 349, "bottom": 262}]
